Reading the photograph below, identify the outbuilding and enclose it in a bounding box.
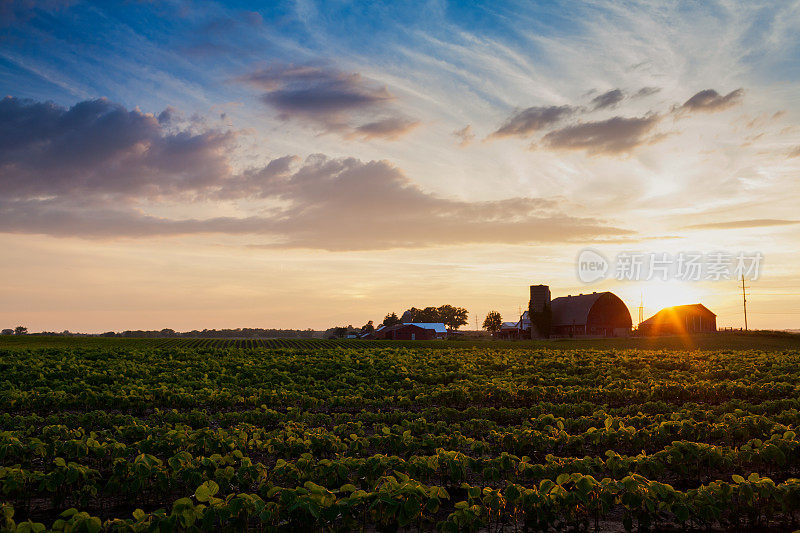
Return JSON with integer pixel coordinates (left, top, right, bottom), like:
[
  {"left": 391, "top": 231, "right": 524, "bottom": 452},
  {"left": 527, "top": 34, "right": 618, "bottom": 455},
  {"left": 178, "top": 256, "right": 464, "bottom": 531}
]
[
  {"left": 638, "top": 304, "right": 716, "bottom": 335},
  {"left": 378, "top": 322, "right": 447, "bottom": 340}
]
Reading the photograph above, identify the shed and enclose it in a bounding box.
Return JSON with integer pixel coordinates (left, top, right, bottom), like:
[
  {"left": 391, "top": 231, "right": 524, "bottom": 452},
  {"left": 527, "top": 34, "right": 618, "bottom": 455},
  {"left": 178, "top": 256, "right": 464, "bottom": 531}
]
[
  {"left": 638, "top": 304, "right": 716, "bottom": 336},
  {"left": 378, "top": 323, "right": 447, "bottom": 340}
]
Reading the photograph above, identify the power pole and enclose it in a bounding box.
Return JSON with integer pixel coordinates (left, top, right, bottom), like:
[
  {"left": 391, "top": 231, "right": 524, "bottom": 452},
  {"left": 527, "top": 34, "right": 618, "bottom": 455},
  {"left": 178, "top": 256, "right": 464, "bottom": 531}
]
[
  {"left": 638, "top": 292, "right": 644, "bottom": 327},
  {"left": 475, "top": 312, "right": 479, "bottom": 332},
  {"left": 741, "top": 274, "right": 748, "bottom": 331}
]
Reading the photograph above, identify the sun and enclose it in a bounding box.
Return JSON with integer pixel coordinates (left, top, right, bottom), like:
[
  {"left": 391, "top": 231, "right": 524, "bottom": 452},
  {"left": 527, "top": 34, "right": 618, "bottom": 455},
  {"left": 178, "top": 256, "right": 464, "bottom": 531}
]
[
  {"left": 637, "top": 280, "right": 705, "bottom": 317},
  {"left": 614, "top": 280, "right": 707, "bottom": 323}
]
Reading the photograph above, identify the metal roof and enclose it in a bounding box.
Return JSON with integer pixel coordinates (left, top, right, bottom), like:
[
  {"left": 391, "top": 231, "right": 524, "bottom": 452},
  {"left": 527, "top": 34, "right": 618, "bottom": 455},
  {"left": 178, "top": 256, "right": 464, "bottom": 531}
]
[
  {"left": 640, "top": 303, "right": 716, "bottom": 325},
  {"left": 403, "top": 322, "right": 448, "bottom": 333},
  {"left": 550, "top": 292, "right": 607, "bottom": 327}
]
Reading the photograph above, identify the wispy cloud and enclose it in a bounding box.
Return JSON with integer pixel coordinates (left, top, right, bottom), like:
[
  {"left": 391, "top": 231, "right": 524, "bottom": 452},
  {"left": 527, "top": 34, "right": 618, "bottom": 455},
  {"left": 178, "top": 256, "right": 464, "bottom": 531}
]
[
  {"left": 452, "top": 124, "right": 475, "bottom": 146},
  {"left": 591, "top": 89, "right": 625, "bottom": 110},
  {"left": 632, "top": 87, "right": 661, "bottom": 99},
  {"left": 490, "top": 105, "right": 575, "bottom": 138},
  {"left": 540, "top": 115, "right": 661, "bottom": 155},
  {"left": 680, "top": 89, "right": 744, "bottom": 113},
  {"left": 347, "top": 117, "right": 420, "bottom": 141},
  {"left": 685, "top": 219, "right": 800, "bottom": 230}
]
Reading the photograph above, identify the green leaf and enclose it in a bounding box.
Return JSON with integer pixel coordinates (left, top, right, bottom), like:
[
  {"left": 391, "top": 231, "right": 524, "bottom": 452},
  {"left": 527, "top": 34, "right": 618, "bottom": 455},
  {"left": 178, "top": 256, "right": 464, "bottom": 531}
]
[
  {"left": 732, "top": 474, "right": 745, "bottom": 484},
  {"left": 556, "top": 473, "right": 570, "bottom": 485},
  {"left": 195, "top": 481, "right": 219, "bottom": 502},
  {"left": 86, "top": 517, "right": 101, "bottom": 533}
]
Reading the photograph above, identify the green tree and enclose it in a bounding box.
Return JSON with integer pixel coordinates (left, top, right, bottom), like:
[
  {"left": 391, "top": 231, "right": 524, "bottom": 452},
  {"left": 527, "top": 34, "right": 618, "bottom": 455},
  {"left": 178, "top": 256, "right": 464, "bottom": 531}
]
[
  {"left": 483, "top": 311, "right": 503, "bottom": 334},
  {"left": 438, "top": 305, "right": 469, "bottom": 330},
  {"left": 382, "top": 312, "right": 401, "bottom": 327},
  {"left": 14, "top": 326, "right": 27, "bottom": 335}
]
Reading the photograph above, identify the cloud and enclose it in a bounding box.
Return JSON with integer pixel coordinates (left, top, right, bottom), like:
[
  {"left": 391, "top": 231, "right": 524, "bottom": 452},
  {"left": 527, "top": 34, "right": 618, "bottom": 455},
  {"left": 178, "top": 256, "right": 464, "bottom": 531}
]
[
  {"left": 541, "top": 115, "right": 660, "bottom": 154},
  {"left": 789, "top": 146, "right": 800, "bottom": 158},
  {"left": 238, "top": 63, "right": 415, "bottom": 138},
  {"left": 453, "top": 124, "right": 475, "bottom": 147},
  {"left": 490, "top": 105, "right": 574, "bottom": 138},
  {"left": 0, "top": 96, "right": 631, "bottom": 250},
  {"left": 348, "top": 117, "right": 420, "bottom": 141},
  {"left": 590, "top": 89, "right": 625, "bottom": 110},
  {"left": 0, "top": 96, "right": 234, "bottom": 200},
  {"left": 632, "top": 87, "right": 661, "bottom": 99},
  {"left": 685, "top": 219, "right": 800, "bottom": 230},
  {"left": 219, "top": 155, "right": 630, "bottom": 250},
  {"left": 680, "top": 89, "right": 744, "bottom": 113}
]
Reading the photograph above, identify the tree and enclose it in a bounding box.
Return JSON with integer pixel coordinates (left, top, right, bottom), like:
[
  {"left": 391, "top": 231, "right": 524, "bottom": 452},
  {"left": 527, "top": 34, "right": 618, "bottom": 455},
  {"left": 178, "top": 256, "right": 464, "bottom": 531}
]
[
  {"left": 360, "top": 320, "right": 374, "bottom": 334},
  {"left": 14, "top": 326, "right": 27, "bottom": 335},
  {"left": 438, "top": 305, "right": 469, "bottom": 331},
  {"left": 382, "top": 312, "right": 401, "bottom": 327},
  {"left": 1, "top": 329, "right": 13, "bottom": 335},
  {"left": 400, "top": 305, "right": 469, "bottom": 330},
  {"left": 483, "top": 311, "right": 503, "bottom": 334}
]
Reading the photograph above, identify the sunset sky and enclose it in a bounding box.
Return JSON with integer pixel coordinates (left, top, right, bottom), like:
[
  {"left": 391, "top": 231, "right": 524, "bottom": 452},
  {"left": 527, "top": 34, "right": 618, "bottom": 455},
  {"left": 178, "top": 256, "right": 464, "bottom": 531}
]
[{"left": 2, "top": 1, "right": 800, "bottom": 332}]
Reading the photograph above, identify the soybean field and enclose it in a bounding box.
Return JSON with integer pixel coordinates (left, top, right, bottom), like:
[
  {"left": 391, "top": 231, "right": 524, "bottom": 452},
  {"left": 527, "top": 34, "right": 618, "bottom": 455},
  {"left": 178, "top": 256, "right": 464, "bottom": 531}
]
[{"left": 1, "top": 337, "right": 800, "bottom": 531}]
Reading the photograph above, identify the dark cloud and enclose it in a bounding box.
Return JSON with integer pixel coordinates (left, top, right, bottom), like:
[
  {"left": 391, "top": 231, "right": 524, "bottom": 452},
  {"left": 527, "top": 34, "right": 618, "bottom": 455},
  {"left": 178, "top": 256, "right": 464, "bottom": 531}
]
[
  {"left": 157, "top": 106, "right": 180, "bottom": 125},
  {"left": 591, "top": 89, "right": 624, "bottom": 110},
  {"left": 541, "top": 115, "right": 660, "bottom": 154},
  {"left": 0, "top": 96, "right": 234, "bottom": 200},
  {"left": 633, "top": 86, "right": 661, "bottom": 99},
  {"left": 348, "top": 117, "right": 420, "bottom": 141},
  {"left": 0, "top": 96, "right": 630, "bottom": 250},
  {"left": 239, "top": 63, "right": 403, "bottom": 135},
  {"left": 685, "top": 219, "right": 800, "bottom": 230},
  {"left": 681, "top": 89, "right": 744, "bottom": 113},
  {"left": 491, "top": 105, "right": 574, "bottom": 138},
  {"left": 453, "top": 124, "right": 475, "bottom": 147}
]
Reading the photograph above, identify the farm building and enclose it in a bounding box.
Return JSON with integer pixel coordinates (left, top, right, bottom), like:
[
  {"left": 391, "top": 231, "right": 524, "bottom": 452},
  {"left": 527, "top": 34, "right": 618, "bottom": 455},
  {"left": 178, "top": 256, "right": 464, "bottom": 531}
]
[
  {"left": 520, "top": 285, "right": 632, "bottom": 338},
  {"left": 549, "top": 292, "right": 632, "bottom": 337},
  {"left": 501, "top": 285, "right": 632, "bottom": 338},
  {"left": 637, "top": 304, "right": 716, "bottom": 336},
  {"left": 377, "top": 323, "right": 447, "bottom": 340}
]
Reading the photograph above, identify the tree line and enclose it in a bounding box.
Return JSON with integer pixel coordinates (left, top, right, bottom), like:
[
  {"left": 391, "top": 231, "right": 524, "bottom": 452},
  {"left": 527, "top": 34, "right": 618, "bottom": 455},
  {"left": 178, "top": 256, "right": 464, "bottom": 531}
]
[{"left": 381, "top": 305, "right": 469, "bottom": 331}]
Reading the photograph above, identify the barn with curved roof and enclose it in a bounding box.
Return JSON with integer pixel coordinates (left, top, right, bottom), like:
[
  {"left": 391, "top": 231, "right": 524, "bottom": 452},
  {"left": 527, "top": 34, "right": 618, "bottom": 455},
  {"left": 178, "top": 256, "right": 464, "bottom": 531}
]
[{"left": 549, "top": 291, "right": 632, "bottom": 337}]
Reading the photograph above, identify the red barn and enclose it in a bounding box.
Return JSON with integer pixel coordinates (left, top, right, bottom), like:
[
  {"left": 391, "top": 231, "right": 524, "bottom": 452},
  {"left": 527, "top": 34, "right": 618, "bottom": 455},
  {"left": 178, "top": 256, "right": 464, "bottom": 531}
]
[
  {"left": 550, "top": 292, "right": 632, "bottom": 337},
  {"left": 377, "top": 323, "right": 447, "bottom": 340}
]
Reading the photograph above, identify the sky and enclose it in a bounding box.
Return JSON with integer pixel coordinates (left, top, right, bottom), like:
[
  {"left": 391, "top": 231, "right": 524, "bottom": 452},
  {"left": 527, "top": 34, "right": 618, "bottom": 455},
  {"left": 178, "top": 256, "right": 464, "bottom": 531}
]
[{"left": 2, "top": 0, "right": 800, "bottom": 333}]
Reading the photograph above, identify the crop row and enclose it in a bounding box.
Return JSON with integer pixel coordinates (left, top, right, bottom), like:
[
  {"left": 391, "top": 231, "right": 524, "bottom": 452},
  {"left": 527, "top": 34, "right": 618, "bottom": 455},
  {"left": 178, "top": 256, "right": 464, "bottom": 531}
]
[
  {"left": 4, "top": 473, "right": 800, "bottom": 532},
  {"left": 3, "top": 436, "right": 800, "bottom": 510}
]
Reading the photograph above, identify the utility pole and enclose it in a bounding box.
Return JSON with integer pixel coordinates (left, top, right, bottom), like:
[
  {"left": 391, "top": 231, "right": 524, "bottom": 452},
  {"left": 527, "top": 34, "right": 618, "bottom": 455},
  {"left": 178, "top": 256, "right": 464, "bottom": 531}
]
[
  {"left": 475, "top": 312, "right": 479, "bottom": 332},
  {"left": 741, "top": 274, "right": 748, "bottom": 331},
  {"left": 638, "top": 292, "right": 644, "bottom": 327}
]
